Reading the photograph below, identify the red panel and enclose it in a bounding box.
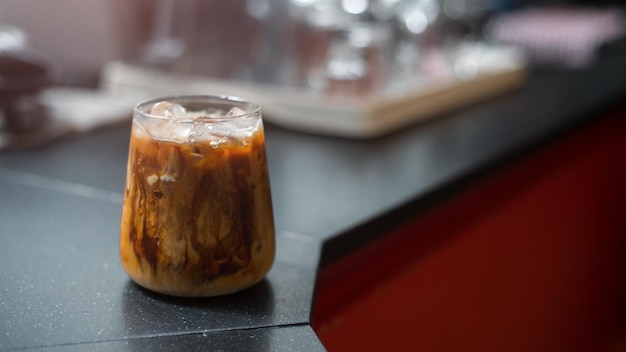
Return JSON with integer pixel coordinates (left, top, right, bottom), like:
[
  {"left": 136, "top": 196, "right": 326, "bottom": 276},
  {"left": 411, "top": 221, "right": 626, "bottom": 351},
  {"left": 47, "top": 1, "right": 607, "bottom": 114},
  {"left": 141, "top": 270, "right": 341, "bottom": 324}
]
[{"left": 313, "top": 102, "right": 626, "bottom": 352}]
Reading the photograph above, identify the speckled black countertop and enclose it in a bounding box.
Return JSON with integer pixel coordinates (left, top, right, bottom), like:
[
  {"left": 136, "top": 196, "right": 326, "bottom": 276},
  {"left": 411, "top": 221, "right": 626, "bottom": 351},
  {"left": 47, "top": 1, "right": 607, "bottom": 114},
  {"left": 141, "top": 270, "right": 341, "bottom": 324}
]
[{"left": 2, "top": 45, "right": 626, "bottom": 351}]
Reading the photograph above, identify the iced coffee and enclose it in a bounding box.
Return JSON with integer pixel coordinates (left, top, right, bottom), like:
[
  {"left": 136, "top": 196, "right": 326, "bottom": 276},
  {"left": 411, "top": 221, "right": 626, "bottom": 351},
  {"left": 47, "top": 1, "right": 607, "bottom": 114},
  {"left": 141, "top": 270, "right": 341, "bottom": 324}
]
[{"left": 120, "top": 95, "right": 275, "bottom": 297}]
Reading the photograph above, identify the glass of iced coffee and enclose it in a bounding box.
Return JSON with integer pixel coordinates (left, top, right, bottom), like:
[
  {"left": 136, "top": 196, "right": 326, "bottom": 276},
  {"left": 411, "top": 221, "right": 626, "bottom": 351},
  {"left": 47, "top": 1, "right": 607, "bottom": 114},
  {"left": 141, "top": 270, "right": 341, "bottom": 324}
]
[{"left": 120, "top": 95, "right": 275, "bottom": 297}]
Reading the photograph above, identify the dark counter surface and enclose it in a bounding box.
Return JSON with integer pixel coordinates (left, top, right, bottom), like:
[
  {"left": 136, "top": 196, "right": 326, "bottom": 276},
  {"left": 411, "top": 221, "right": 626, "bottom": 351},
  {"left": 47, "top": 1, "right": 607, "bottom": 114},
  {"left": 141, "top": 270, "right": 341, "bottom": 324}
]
[{"left": 2, "top": 47, "right": 626, "bottom": 351}]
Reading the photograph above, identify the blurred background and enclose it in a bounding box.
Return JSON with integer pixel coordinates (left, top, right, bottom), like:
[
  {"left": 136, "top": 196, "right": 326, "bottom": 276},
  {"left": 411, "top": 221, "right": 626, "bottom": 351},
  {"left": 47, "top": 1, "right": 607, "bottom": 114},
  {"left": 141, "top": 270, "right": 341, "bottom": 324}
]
[
  {"left": 0, "top": 0, "right": 625, "bottom": 145},
  {"left": 0, "top": 0, "right": 623, "bottom": 84}
]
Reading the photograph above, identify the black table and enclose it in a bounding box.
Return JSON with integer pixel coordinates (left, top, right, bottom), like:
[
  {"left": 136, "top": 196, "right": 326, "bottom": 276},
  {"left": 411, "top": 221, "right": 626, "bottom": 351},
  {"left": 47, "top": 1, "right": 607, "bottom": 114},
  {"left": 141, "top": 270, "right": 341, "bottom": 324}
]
[{"left": 2, "top": 44, "right": 626, "bottom": 351}]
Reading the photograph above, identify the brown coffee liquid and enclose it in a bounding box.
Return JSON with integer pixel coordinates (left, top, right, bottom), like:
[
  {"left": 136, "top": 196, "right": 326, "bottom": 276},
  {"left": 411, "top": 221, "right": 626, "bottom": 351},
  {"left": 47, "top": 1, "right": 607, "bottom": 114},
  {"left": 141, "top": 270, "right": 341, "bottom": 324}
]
[{"left": 120, "top": 121, "right": 275, "bottom": 297}]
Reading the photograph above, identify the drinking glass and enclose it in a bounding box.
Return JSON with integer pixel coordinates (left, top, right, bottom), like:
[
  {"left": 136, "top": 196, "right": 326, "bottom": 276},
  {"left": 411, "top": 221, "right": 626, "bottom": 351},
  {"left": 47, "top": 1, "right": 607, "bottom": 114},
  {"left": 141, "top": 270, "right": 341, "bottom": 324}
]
[{"left": 120, "top": 95, "right": 275, "bottom": 297}]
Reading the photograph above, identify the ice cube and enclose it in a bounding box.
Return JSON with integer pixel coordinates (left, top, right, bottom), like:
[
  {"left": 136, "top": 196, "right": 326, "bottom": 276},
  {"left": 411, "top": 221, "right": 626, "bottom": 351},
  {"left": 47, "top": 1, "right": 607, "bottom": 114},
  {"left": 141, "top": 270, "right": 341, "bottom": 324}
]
[
  {"left": 150, "top": 101, "right": 186, "bottom": 118},
  {"left": 141, "top": 117, "right": 194, "bottom": 143},
  {"left": 226, "top": 107, "right": 247, "bottom": 118},
  {"left": 221, "top": 106, "right": 257, "bottom": 137}
]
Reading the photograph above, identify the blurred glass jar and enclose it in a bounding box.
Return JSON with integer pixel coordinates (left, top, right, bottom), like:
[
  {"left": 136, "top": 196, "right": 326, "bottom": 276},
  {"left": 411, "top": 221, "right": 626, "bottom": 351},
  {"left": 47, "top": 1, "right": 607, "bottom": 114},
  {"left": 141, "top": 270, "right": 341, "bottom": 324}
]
[
  {"left": 139, "top": 0, "right": 267, "bottom": 80},
  {"left": 287, "top": 1, "right": 394, "bottom": 95},
  {"left": 287, "top": 1, "right": 355, "bottom": 86},
  {"left": 321, "top": 23, "right": 393, "bottom": 96}
]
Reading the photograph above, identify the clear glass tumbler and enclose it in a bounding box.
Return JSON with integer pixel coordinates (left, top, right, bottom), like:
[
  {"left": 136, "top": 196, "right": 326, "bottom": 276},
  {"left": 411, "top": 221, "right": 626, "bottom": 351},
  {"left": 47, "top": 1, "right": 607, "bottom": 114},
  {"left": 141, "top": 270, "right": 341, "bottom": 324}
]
[{"left": 120, "top": 95, "right": 275, "bottom": 297}]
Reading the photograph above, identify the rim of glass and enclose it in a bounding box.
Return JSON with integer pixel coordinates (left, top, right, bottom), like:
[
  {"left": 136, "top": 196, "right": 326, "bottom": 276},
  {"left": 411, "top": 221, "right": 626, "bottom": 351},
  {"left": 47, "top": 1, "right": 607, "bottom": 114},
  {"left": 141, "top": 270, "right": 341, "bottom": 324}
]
[{"left": 134, "top": 94, "right": 261, "bottom": 123}]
